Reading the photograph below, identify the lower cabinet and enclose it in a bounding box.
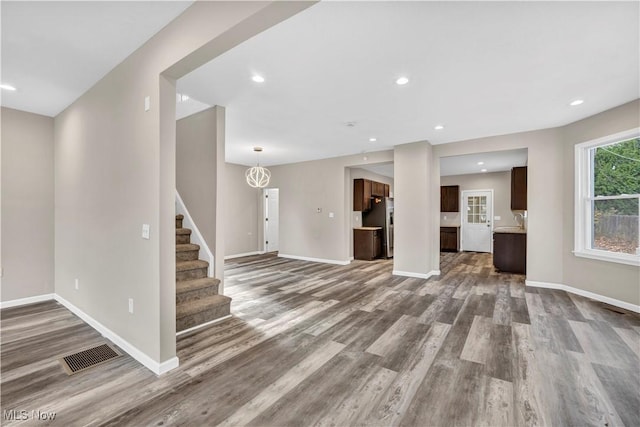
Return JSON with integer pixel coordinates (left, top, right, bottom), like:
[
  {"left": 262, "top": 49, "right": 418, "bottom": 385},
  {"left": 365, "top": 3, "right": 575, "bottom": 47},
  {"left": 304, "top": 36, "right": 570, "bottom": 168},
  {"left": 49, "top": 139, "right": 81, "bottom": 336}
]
[
  {"left": 354, "top": 228, "right": 382, "bottom": 261},
  {"left": 440, "top": 227, "right": 459, "bottom": 252},
  {"left": 493, "top": 232, "right": 527, "bottom": 274}
]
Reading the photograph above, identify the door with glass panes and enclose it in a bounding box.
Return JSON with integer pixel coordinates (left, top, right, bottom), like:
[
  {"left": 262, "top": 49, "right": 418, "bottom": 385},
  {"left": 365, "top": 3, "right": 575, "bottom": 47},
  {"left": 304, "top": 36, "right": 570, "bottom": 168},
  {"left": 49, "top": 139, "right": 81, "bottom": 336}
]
[{"left": 462, "top": 190, "right": 493, "bottom": 253}]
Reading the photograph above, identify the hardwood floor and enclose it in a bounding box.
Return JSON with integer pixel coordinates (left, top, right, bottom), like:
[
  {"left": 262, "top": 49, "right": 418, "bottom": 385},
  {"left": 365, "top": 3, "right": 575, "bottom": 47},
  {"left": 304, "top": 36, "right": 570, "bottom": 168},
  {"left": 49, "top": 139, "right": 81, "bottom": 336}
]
[{"left": 2, "top": 252, "right": 639, "bottom": 426}]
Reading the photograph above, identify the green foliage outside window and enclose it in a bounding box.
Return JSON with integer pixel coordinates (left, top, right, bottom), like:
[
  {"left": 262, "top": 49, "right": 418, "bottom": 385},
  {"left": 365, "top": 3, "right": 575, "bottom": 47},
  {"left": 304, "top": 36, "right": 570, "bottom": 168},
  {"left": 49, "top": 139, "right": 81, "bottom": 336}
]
[{"left": 593, "top": 138, "right": 640, "bottom": 215}]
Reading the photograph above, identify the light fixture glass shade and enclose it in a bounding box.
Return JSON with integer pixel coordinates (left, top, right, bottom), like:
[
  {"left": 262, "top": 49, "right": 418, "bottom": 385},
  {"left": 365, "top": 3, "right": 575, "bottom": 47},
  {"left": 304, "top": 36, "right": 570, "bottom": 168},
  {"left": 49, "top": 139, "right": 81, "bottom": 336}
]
[{"left": 245, "top": 165, "right": 271, "bottom": 188}]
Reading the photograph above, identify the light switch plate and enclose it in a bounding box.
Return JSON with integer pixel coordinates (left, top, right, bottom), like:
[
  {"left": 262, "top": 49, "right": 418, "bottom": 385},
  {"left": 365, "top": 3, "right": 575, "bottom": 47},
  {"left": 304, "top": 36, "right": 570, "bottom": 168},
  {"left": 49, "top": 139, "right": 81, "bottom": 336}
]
[
  {"left": 142, "top": 224, "right": 150, "bottom": 239},
  {"left": 494, "top": 215, "right": 501, "bottom": 220},
  {"left": 144, "top": 96, "right": 150, "bottom": 112},
  {"left": 329, "top": 212, "right": 334, "bottom": 218},
  {"left": 128, "top": 298, "right": 134, "bottom": 314}
]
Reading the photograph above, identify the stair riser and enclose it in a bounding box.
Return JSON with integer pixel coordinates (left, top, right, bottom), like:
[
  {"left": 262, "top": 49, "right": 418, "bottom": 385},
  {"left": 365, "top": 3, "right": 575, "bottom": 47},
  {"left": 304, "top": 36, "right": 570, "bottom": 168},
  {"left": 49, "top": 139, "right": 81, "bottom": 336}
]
[
  {"left": 176, "top": 267, "right": 207, "bottom": 281},
  {"left": 176, "top": 219, "right": 183, "bottom": 229},
  {"left": 176, "top": 250, "right": 199, "bottom": 262},
  {"left": 177, "top": 303, "right": 231, "bottom": 332},
  {"left": 176, "top": 234, "right": 191, "bottom": 244},
  {"left": 176, "top": 285, "right": 219, "bottom": 304}
]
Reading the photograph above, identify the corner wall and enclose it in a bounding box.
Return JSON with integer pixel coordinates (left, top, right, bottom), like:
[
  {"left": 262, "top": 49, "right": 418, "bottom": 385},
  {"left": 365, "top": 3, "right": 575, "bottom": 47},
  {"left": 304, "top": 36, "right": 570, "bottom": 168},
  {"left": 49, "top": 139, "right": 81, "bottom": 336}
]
[
  {"left": 225, "top": 163, "right": 261, "bottom": 257},
  {"left": 561, "top": 99, "right": 640, "bottom": 306},
  {"left": 433, "top": 128, "right": 565, "bottom": 286},
  {"left": 53, "top": 1, "right": 313, "bottom": 369},
  {"left": 267, "top": 150, "right": 393, "bottom": 263},
  {"left": 1, "top": 107, "right": 54, "bottom": 302}
]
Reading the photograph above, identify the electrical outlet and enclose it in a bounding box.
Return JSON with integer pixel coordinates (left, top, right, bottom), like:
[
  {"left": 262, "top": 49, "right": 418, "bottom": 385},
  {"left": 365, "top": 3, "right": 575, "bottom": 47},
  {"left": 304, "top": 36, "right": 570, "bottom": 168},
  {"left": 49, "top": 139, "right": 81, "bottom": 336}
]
[
  {"left": 128, "top": 298, "right": 134, "bottom": 314},
  {"left": 494, "top": 215, "right": 501, "bottom": 221},
  {"left": 75, "top": 278, "right": 79, "bottom": 290}
]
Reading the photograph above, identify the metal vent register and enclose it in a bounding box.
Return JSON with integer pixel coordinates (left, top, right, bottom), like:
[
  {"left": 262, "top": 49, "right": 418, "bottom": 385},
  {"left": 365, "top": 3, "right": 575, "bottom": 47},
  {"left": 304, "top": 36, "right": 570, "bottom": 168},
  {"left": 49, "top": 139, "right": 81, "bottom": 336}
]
[{"left": 59, "top": 344, "right": 121, "bottom": 375}]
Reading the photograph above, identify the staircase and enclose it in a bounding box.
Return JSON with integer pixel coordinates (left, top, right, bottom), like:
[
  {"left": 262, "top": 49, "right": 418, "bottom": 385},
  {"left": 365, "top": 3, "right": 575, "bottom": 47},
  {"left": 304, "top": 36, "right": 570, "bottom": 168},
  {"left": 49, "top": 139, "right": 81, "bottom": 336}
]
[{"left": 176, "top": 214, "right": 231, "bottom": 332}]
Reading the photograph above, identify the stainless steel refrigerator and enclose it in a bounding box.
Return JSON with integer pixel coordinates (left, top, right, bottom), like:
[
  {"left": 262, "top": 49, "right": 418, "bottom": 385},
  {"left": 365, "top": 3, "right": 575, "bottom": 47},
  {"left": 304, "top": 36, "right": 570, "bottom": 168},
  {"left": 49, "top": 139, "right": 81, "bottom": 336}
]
[{"left": 362, "top": 197, "right": 394, "bottom": 258}]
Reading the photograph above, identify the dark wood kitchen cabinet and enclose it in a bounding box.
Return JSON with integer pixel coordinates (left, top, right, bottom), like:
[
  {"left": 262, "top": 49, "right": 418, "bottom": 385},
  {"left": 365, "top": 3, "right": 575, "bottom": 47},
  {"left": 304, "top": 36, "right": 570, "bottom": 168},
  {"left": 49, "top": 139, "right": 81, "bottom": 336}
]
[
  {"left": 511, "top": 166, "right": 527, "bottom": 210},
  {"left": 354, "top": 179, "right": 390, "bottom": 211},
  {"left": 354, "top": 228, "right": 382, "bottom": 260},
  {"left": 353, "top": 179, "right": 372, "bottom": 211},
  {"left": 440, "top": 185, "right": 459, "bottom": 212},
  {"left": 493, "top": 232, "right": 526, "bottom": 274},
  {"left": 372, "top": 181, "right": 385, "bottom": 197},
  {"left": 440, "top": 227, "right": 459, "bottom": 252}
]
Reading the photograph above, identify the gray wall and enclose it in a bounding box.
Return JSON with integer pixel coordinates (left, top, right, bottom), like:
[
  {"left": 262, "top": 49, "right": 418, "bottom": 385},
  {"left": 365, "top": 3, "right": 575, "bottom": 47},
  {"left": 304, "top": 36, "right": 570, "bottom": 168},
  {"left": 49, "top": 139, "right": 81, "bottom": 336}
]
[
  {"left": 394, "top": 142, "right": 436, "bottom": 276},
  {"left": 1, "top": 107, "right": 54, "bottom": 302},
  {"left": 53, "top": 1, "right": 310, "bottom": 366},
  {"left": 561, "top": 100, "right": 639, "bottom": 306},
  {"left": 267, "top": 150, "right": 394, "bottom": 263},
  {"left": 440, "top": 171, "right": 521, "bottom": 229},
  {"left": 226, "top": 163, "right": 261, "bottom": 256},
  {"left": 433, "top": 128, "right": 565, "bottom": 286},
  {"left": 176, "top": 107, "right": 218, "bottom": 254}
]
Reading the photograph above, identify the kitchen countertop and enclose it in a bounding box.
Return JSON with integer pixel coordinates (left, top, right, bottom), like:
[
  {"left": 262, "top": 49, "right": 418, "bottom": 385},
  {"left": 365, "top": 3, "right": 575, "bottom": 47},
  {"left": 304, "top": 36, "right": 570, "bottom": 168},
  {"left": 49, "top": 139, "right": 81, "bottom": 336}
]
[
  {"left": 354, "top": 226, "right": 382, "bottom": 231},
  {"left": 494, "top": 226, "right": 527, "bottom": 234}
]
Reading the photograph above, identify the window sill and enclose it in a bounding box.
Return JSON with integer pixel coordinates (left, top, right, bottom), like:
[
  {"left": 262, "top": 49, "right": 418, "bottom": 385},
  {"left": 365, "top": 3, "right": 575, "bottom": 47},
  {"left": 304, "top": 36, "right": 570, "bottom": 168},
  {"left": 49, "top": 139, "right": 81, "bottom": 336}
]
[{"left": 573, "top": 249, "right": 640, "bottom": 267}]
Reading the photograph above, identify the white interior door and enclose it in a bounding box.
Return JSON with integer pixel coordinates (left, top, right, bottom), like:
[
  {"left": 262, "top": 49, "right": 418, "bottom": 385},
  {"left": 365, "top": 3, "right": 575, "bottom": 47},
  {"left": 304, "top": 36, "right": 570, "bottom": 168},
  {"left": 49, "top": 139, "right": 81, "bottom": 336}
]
[
  {"left": 264, "top": 188, "right": 279, "bottom": 252},
  {"left": 461, "top": 190, "right": 493, "bottom": 253}
]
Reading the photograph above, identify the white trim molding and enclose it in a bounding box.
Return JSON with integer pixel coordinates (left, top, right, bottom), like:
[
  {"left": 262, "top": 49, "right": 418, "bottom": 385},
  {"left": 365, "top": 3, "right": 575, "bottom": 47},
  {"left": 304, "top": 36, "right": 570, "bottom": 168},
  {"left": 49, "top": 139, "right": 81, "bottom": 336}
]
[
  {"left": 54, "top": 294, "right": 180, "bottom": 375},
  {"left": 278, "top": 253, "right": 351, "bottom": 265},
  {"left": 392, "top": 270, "right": 441, "bottom": 280},
  {"left": 224, "top": 251, "right": 264, "bottom": 260},
  {"left": 176, "top": 314, "right": 232, "bottom": 336},
  {"left": 526, "top": 280, "right": 640, "bottom": 314},
  {"left": 0, "top": 293, "right": 54, "bottom": 309}
]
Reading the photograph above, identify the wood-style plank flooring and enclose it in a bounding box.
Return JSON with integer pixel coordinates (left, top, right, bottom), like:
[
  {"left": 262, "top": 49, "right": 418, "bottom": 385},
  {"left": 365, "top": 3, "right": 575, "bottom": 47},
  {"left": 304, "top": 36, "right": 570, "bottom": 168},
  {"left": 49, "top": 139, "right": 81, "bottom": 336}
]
[{"left": 2, "top": 252, "right": 639, "bottom": 426}]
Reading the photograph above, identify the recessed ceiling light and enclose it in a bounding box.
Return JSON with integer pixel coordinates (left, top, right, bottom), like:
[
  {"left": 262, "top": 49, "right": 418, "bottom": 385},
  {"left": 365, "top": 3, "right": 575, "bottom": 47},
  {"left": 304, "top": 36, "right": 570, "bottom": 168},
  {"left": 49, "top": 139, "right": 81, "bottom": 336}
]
[
  {"left": 396, "top": 77, "right": 409, "bottom": 85},
  {"left": 434, "top": 125, "right": 444, "bottom": 130},
  {"left": 570, "top": 99, "right": 584, "bottom": 106},
  {"left": 252, "top": 75, "right": 265, "bottom": 83},
  {"left": 477, "top": 161, "right": 484, "bottom": 165},
  {"left": 0, "top": 84, "right": 16, "bottom": 91},
  {"left": 369, "top": 138, "right": 377, "bottom": 142},
  {"left": 481, "top": 169, "right": 488, "bottom": 172}
]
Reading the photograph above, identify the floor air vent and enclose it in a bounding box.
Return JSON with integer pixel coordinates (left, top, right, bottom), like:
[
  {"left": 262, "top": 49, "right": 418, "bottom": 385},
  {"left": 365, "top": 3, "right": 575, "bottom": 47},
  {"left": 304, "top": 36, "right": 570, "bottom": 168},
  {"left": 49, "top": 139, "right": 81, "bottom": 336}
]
[{"left": 59, "top": 344, "right": 121, "bottom": 375}]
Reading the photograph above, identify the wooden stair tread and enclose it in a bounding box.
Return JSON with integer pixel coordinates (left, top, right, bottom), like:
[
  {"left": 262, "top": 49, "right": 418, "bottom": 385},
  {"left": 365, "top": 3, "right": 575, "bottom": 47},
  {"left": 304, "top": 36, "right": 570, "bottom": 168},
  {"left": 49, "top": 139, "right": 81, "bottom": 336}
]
[
  {"left": 176, "top": 259, "right": 208, "bottom": 272},
  {"left": 177, "top": 277, "right": 220, "bottom": 294},
  {"left": 176, "top": 294, "right": 231, "bottom": 318},
  {"left": 176, "top": 243, "right": 199, "bottom": 252},
  {"left": 176, "top": 228, "right": 192, "bottom": 235}
]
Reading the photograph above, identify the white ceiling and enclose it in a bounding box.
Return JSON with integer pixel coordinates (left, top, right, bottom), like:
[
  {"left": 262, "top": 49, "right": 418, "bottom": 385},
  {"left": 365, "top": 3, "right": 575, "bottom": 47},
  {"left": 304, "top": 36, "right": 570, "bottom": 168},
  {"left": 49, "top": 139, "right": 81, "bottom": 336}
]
[
  {"left": 1, "top": 1, "right": 637, "bottom": 167},
  {"left": 440, "top": 149, "right": 528, "bottom": 177},
  {"left": 1, "top": 1, "right": 193, "bottom": 117},
  {"left": 178, "top": 1, "right": 639, "bottom": 166}
]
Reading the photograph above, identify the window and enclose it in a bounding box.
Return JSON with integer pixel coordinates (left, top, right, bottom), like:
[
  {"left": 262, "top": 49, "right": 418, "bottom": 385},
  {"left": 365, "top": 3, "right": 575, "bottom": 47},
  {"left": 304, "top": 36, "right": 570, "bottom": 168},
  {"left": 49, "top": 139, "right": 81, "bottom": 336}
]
[{"left": 574, "top": 128, "right": 640, "bottom": 266}]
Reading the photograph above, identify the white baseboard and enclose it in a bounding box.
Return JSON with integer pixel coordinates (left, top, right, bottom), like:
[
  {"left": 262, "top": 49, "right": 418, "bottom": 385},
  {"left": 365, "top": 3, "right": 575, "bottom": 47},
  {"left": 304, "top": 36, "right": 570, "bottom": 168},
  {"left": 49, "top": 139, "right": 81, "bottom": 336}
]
[
  {"left": 224, "top": 251, "right": 264, "bottom": 260},
  {"left": 526, "top": 280, "right": 640, "bottom": 314},
  {"left": 176, "top": 314, "right": 232, "bottom": 336},
  {"left": 54, "top": 294, "right": 180, "bottom": 375},
  {"left": 0, "top": 293, "right": 55, "bottom": 309},
  {"left": 392, "top": 270, "right": 441, "bottom": 280},
  {"left": 278, "top": 253, "right": 351, "bottom": 266}
]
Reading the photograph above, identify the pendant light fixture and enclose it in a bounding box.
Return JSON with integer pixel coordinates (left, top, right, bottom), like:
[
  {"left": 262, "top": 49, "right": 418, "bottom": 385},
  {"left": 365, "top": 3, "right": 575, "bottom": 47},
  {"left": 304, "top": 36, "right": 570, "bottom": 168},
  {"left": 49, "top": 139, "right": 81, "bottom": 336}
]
[{"left": 245, "top": 147, "right": 271, "bottom": 188}]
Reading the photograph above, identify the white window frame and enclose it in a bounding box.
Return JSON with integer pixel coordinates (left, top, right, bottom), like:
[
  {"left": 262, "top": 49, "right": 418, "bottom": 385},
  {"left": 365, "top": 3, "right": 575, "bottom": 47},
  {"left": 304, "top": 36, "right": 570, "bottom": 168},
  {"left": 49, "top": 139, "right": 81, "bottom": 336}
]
[{"left": 574, "top": 127, "right": 640, "bottom": 266}]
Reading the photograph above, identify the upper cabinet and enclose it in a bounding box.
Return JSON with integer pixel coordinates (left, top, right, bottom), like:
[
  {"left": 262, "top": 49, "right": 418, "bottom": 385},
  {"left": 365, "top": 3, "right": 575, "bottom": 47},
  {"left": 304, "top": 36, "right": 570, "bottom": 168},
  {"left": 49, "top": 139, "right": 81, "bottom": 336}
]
[
  {"left": 354, "top": 179, "right": 391, "bottom": 211},
  {"left": 441, "top": 185, "right": 460, "bottom": 212},
  {"left": 354, "top": 179, "right": 372, "bottom": 211},
  {"left": 511, "top": 166, "right": 527, "bottom": 210}
]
